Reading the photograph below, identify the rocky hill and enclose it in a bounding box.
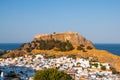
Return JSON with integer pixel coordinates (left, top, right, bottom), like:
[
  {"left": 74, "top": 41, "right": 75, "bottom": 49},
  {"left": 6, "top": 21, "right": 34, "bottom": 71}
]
[
  {"left": 1, "top": 32, "right": 120, "bottom": 72},
  {"left": 34, "top": 32, "right": 94, "bottom": 47}
]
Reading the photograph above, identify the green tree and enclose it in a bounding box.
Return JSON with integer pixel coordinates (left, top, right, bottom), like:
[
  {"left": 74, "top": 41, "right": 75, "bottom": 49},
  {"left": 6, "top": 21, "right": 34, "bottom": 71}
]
[
  {"left": 93, "top": 63, "right": 98, "bottom": 68},
  {"left": 39, "top": 40, "right": 46, "bottom": 50},
  {"left": 66, "top": 40, "right": 74, "bottom": 51},
  {"left": 101, "top": 66, "right": 106, "bottom": 70},
  {"left": 34, "top": 68, "right": 72, "bottom": 80}
]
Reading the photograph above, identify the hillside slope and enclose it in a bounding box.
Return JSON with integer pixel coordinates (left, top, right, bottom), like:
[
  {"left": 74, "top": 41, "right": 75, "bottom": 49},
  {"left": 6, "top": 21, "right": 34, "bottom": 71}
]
[{"left": 1, "top": 32, "right": 120, "bottom": 72}]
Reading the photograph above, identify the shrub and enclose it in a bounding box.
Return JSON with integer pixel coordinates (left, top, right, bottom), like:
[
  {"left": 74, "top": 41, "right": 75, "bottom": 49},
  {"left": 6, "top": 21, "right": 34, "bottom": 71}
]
[
  {"left": 34, "top": 68, "right": 72, "bottom": 80},
  {"left": 26, "top": 48, "right": 32, "bottom": 52},
  {"left": 68, "top": 54, "right": 76, "bottom": 59},
  {"left": 38, "top": 40, "right": 74, "bottom": 51},
  {"left": 65, "top": 40, "right": 74, "bottom": 51},
  {"left": 101, "top": 66, "right": 106, "bottom": 70},
  {"left": 77, "top": 44, "right": 85, "bottom": 50},
  {"left": 77, "top": 46, "right": 84, "bottom": 50},
  {"left": 86, "top": 46, "right": 93, "bottom": 50},
  {"left": 80, "top": 44, "right": 85, "bottom": 47},
  {"left": 90, "top": 57, "right": 98, "bottom": 62},
  {"left": 82, "top": 49, "right": 87, "bottom": 52},
  {"left": 47, "top": 55, "right": 56, "bottom": 59},
  {"left": 110, "top": 67, "right": 117, "bottom": 74},
  {"left": 93, "top": 63, "right": 98, "bottom": 68}
]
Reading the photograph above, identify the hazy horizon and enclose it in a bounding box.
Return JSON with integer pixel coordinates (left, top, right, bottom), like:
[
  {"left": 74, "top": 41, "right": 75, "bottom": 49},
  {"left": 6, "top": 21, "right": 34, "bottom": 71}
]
[{"left": 0, "top": 0, "right": 120, "bottom": 43}]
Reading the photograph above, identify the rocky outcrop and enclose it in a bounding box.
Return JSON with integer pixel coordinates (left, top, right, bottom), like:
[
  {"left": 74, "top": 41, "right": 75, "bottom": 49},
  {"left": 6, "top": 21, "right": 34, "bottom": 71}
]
[{"left": 34, "top": 32, "right": 94, "bottom": 48}]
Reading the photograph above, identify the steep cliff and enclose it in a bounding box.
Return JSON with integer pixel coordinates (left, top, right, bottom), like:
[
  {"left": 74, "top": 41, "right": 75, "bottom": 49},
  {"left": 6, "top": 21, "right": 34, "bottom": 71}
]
[{"left": 34, "top": 32, "right": 94, "bottom": 48}]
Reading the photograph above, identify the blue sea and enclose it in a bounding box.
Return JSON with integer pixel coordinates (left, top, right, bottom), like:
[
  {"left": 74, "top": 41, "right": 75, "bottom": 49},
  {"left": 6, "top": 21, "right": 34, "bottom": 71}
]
[
  {"left": 94, "top": 44, "right": 120, "bottom": 56},
  {"left": 0, "top": 43, "right": 22, "bottom": 51},
  {"left": 0, "top": 43, "right": 120, "bottom": 56}
]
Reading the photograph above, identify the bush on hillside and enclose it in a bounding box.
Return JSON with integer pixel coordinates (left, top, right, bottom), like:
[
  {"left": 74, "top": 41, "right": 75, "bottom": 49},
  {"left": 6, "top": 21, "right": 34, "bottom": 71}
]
[
  {"left": 68, "top": 54, "right": 76, "bottom": 59},
  {"left": 92, "top": 63, "right": 98, "bottom": 68},
  {"left": 65, "top": 40, "right": 74, "bottom": 51},
  {"left": 21, "top": 40, "right": 74, "bottom": 52},
  {"left": 34, "top": 68, "right": 72, "bottom": 80},
  {"left": 38, "top": 40, "right": 74, "bottom": 51},
  {"left": 79, "top": 44, "right": 85, "bottom": 47},
  {"left": 101, "top": 66, "right": 106, "bottom": 70},
  {"left": 77, "top": 44, "right": 85, "bottom": 50},
  {"left": 77, "top": 44, "right": 87, "bottom": 52},
  {"left": 77, "top": 46, "right": 84, "bottom": 50},
  {"left": 110, "top": 67, "right": 117, "bottom": 74},
  {"left": 86, "top": 46, "right": 93, "bottom": 50}
]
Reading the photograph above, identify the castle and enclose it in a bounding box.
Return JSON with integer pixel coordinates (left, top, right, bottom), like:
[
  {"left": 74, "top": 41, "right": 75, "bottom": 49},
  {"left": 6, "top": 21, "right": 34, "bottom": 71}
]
[{"left": 34, "top": 32, "right": 94, "bottom": 47}]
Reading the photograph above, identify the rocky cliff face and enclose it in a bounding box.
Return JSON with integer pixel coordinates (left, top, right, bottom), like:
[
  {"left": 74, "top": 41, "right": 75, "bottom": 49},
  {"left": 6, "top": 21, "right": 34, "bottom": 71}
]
[{"left": 34, "top": 32, "right": 94, "bottom": 48}]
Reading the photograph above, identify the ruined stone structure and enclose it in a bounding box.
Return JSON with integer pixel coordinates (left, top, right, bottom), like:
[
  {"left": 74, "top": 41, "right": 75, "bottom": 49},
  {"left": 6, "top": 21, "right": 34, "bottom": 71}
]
[{"left": 34, "top": 32, "right": 94, "bottom": 48}]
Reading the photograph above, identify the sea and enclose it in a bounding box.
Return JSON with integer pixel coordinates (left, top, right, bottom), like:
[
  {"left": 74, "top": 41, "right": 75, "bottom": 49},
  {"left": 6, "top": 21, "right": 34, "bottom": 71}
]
[
  {"left": 0, "top": 43, "right": 120, "bottom": 56},
  {"left": 94, "top": 44, "right": 120, "bottom": 56}
]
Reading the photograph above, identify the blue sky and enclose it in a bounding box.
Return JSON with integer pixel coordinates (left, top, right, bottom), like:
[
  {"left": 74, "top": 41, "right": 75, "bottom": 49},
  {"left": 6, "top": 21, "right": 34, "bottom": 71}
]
[{"left": 0, "top": 0, "right": 120, "bottom": 43}]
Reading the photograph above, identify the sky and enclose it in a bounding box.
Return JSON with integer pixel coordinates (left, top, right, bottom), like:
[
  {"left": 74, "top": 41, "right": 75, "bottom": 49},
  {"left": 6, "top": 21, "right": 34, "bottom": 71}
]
[{"left": 0, "top": 0, "right": 120, "bottom": 43}]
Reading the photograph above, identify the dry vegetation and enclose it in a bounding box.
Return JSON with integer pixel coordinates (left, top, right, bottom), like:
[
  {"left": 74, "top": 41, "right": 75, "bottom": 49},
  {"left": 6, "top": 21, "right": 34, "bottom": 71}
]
[{"left": 32, "top": 48, "right": 120, "bottom": 72}]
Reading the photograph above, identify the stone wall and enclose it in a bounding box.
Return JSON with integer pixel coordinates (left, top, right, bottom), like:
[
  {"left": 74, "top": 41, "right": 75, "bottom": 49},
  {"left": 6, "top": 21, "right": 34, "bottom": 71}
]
[{"left": 34, "top": 32, "right": 94, "bottom": 48}]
